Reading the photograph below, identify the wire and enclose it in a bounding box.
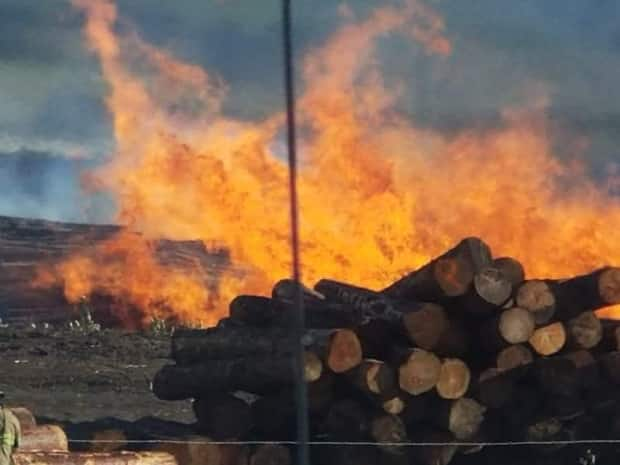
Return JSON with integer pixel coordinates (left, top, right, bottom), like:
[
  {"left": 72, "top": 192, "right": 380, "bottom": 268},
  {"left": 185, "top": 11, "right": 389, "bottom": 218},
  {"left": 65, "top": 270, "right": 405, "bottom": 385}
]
[{"left": 280, "top": 0, "right": 310, "bottom": 464}]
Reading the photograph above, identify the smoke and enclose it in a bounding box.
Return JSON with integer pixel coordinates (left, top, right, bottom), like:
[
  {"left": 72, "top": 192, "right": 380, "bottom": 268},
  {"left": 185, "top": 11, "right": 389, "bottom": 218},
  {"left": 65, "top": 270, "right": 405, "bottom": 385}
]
[{"left": 0, "top": 149, "right": 114, "bottom": 223}]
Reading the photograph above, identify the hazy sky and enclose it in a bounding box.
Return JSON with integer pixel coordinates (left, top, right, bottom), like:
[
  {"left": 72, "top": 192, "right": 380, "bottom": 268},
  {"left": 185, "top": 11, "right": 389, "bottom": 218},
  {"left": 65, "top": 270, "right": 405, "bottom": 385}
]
[{"left": 1, "top": 0, "right": 619, "bottom": 222}]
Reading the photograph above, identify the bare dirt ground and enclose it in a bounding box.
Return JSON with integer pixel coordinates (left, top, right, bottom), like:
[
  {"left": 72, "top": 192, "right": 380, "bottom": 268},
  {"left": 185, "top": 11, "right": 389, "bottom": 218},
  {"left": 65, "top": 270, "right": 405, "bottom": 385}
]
[{"left": 0, "top": 325, "right": 194, "bottom": 425}]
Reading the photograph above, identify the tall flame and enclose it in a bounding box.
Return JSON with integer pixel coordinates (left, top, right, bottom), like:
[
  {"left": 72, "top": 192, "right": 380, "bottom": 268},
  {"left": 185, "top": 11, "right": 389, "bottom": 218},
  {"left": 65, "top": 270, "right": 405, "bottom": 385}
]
[{"left": 53, "top": 0, "right": 620, "bottom": 325}]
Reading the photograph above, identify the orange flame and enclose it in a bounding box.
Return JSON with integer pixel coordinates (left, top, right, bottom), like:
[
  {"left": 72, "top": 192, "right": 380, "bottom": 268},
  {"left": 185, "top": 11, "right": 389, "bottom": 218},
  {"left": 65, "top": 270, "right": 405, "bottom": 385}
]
[{"left": 52, "top": 0, "right": 620, "bottom": 324}]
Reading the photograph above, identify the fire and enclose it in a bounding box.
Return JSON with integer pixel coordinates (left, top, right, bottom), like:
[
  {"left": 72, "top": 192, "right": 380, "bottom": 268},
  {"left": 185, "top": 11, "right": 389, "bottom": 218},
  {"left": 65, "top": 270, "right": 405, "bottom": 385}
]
[{"left": 45, "top": 0, "right": 620, "bottom": 324}]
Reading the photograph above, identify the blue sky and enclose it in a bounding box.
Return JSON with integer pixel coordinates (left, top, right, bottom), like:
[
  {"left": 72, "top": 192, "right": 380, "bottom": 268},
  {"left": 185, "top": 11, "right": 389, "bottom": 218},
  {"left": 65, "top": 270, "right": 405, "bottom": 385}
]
[{"left": 0, "top": 0, "right": 619, "bottom": 222}]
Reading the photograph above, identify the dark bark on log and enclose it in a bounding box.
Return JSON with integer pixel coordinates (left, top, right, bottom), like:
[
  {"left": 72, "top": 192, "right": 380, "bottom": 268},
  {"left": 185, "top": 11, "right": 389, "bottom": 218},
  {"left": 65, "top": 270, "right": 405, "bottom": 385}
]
[
  {"left": 601, "top": 319, "right": 620, "bottom": 352},
  {"left": 347, "top": 359, "right": 397, "bottom": 399},
  {"left": 250, "top": 445, "right": 291, "bottom": 465},
  {"left": 324, "top": 399, "right": 369, "bottom": 440},
  {"left": 528, "top": 322, "right": 566, "bottom": 356},
  {"left": 13, "top": 452, "right": 178, "bottom": 465},
  {"left": 381, "top": 237, "right": 493, "bottom": 302},
  {"left": 493, "top": 257, "right": 525, "bottom": 288},
  {"left": 428, "top": 397, "right": 486, "bottom": 440},
  {"left": 436, "top": 358, "right": 471, "bottom": 400},
  {"left": 228, "top": 296, "right": 275, "bottom": 327},
  {"left": 272, "top": 279, "right": 325, "bottom": 303},
  {"left": 370, "top": 414, "right": 407, "bottom": 455},
  {"left": 480, "top": 307, "right": 535, "bottom": 352},
  {"left": 314, "top": 279, "right": 391, "bottom": 317},
  {"left": 152, "top": 358, "right": 296, "bottom": 400},
  {"left": 21, "top": 425, "right": 68, "bottom": 452},
  {"left": 193, "top": 393, "right": 253, "bottom": 439},
  {"left": 171, "top": 327, "right": 293, "bottom": 364},
  {"left": 565, "top": 311, "right": 603, "bottom": 350},
  {"left": 496, "top": 344, "right": 534, "bottom": 371},
  {"left": 408, "top": 430, "right": 458, "bottom": 465},
  {"left": 533, "top": 356, "right": 581, "bottom": 397},
  {"left": 599, "top": 351, "right": 620, "bottom": 385},
  {"left": 472, "top": 368, "right": 515, "bottom": 409}
]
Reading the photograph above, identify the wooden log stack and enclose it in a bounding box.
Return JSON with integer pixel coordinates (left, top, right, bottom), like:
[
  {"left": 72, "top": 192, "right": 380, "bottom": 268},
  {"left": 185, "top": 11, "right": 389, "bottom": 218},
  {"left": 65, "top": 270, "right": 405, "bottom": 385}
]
[{"left": 152, "top": 237, "right": 620, "bottom": 465}]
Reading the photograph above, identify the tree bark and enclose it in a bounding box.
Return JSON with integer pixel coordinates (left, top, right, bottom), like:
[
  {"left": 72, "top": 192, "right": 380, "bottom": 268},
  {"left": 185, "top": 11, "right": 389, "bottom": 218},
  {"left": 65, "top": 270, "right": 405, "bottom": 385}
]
[
  {"left": 13, "top": 452, "right": 178, "bottom": 465},
  {"left": 193, "top": 393, "right": 253, "bottom": 439},
  {"left": 381, "top": 237, "right": 493, "bottom": 302},
  {"left": 250, "top": 445, "right": 291, "bottom": 465},
  {"left": 20, "top": 425, "right": 68, "bottom": 452},
  {"left": 496, "top": 344, "right": 533, "bottom": 371}
]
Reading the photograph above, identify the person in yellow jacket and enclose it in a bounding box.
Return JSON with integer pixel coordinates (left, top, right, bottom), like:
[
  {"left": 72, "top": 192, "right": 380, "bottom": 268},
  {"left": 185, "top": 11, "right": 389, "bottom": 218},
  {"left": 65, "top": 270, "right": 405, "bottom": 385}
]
[{"left": 0, "top": 393, "right": 21, "bottom": 465}]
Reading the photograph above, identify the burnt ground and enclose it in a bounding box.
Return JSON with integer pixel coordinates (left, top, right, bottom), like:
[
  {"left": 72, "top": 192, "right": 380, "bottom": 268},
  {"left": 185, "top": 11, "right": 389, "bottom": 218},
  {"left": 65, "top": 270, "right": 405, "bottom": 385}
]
[{"left": 0, "top": 324, "right": 194, "bottom": 425}]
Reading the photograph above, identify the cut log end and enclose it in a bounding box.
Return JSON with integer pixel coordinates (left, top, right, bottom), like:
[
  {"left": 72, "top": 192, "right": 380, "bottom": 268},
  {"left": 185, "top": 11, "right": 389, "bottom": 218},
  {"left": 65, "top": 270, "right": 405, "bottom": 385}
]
[
  {"left": 327, "top": 329, "right": 363, "bottom": 373},
  {"left": 499, "top": 307, "right": 536, "bottom": 344},
  {"left": 599, "top": 267, "right": 620, "bottom": 305},
  {"left": 399, "top": 349, "right": 442, "bottom": 395},
  {"left": 402, "top": 303, "right": 448, "bottom": 350},
  {"left": 496, "top": 344, "right": 533, "bottom": 371},
  {"left": 436, "top": 358, "right": 471, "bottom": 400},
  {"left": 382, "top": 396, "right": 406, "bottom": 415},
  {"left": 529, "top": 322, "right": 566, "bottom": 356},
  {"left": 567, "top": 311, "right": 602, "bottom": 349},
  {"left": 474, "top": 266, "right": 513, "bottom": 306},
  {"left": 447, "top": 398, "right": 486, "bottom": 440},
  {"left": 516, "top": 280, "right": 556, "bottom": 324},
  {"left": 303, "top": 351, "right": 323, "bottom": 382},
  {"left": 433, "top": 257, "right": 473, "bottom": 297}
]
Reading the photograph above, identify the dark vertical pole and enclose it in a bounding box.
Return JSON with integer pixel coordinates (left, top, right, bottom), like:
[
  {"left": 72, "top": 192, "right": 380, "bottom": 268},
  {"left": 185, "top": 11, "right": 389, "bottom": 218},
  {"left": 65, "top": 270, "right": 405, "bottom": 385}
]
[{"left": 281, "top": 0, "right": 310, "bottom": 464}]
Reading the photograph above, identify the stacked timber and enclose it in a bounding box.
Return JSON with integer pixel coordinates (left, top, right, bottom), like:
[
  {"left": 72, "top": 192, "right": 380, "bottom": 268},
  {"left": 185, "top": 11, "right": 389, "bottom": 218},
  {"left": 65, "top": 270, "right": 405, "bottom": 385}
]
[{"left": 152, "top": 237, "right": 620, "bottom": 465}]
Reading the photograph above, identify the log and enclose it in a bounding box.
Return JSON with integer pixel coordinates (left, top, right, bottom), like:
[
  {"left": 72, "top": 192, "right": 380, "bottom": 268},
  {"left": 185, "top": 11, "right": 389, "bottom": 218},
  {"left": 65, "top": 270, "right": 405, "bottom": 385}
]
[
  {"left": 85, "top": 430, "right": 127, "bottom": 453},
  {"left": 533, "top": 356, "right": 580, "bottom": 397},
  {"left": 251, "top": 392, "right": 295, "bottom": 440},
  {"left": 401, "top": 304, "right": 469, "bottom": 357},
  {"left": 565, "top": 311, "right": 603, "bottom": 350},
  {"left": 480, "top": 307, "right": 535, "bottom": 352},
  {"left": 152, "top": 357, "right": 296, "bottom": 400},
  {"left": 314, "top": 279, "right": 391, "bottom": 317},
  {"left": 171, "top": 327, "right": 293, "bottom": 364},
  {"left": 13, "top": 451, "right": 178, "bottom": 465},
  {"left": 8, "top": 407, "right": 37, "bottom": 431},
  {"left": 458, "top": 266, "right": 513, "bottom": 316},
  {"left": 171, "top": 327, "right": 359, "bottom": 374},
  {"left": 272, "top": 279, "right": 325, "bottom": 303},
  {"left": 21, "top": 425, "right": 68, "bottom": 452},
  {"left": 369, "top": 415, "right": 407, "bottom": 455},
  {"left": 429, "top": 397, "right": 486, "bottom": 440},
  {"left": 496, "top": 344, "right": 534, "bottom": 371},
  {"left": 153, "top": 439, "right": 246, "bottom": 465},
  {"left": 324, "top": 399, "right": 369, "bottom": 440},
  {"left": 381, "top": 237, "right": 493, "bottom": 301},
  {"left": 436, "top": 358, "right": 471, "bottom": 400},
  {"left": 228, "top": 296, "right": 275, "bottom": 327},
  {"left": 398, "top": 349, "right": 442, "bottom": 395},
  {"left": 563, "top": 350, "right": 600, "bottom": 390},
  {"left": 493, "top": 257, "right": 525, "bottom": 288},
  {"left": 381, "top": 395, "right": 406, "bottom": 415},
  {"left": 408, "top": 430, "right": 458, "bottom": 465},
  {"left": 528, "top": 322, "right": 566, "bottom": 356},
  {"left": 193, "top": 393, "right": 253, "bottom": 439},
  {"left": 473, "top": 368, "right": 515, "bottom": 409},
  {"left": 347, "top": 359, "right": 397, "bottom": 398},
  {"left": 250, "top": 445, "right": 291, "bottom": 465},
  {"left": 552, "top": 267, "right": 620, "bottom": 320},
  {"left": 601, "top": 319, "right": 620, "bottom": 352},
  {"left": 599, "top": 351, "right": 620, "bottom": 385},
  {"left": 515, "top": 280, "right": 556, "bottom": 325}
]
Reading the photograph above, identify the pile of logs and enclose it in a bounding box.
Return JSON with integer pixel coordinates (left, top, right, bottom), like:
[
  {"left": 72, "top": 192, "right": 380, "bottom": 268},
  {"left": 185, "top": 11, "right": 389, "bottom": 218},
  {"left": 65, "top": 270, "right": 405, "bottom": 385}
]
[
  {"left": 152, "top": 237, "right": 620, "bottom": 465},
  {"left": 7, "top": 407, "right": 178, "bottom": 465}
]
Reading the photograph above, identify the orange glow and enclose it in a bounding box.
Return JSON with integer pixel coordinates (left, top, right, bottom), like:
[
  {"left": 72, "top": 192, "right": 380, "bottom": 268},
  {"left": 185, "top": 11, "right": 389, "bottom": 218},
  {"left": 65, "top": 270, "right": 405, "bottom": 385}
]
[{"left": 45, "top": 0, "right": 620, "bottom": 324}]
